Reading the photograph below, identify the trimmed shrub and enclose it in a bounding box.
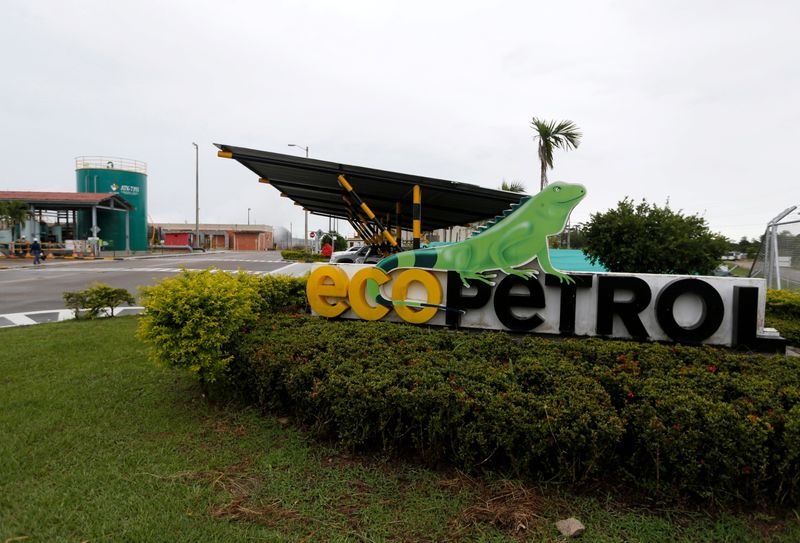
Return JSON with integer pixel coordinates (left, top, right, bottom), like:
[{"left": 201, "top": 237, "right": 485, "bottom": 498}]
[
  {"left": 253, "top": 273, "right": 308, "bottom": 313},
  {"left": 767, "top": 289, "right": 800, "bottom": 319},
  {"left": 137, "top": 270, "right": 307, "bottom": 384},
  {"left": 238, "top": 316, "right": 800, "bottom": 503},
  {"left": 281, "top": 250, "right": 328, "bottom": 262},
  {"left": 62, "top": 283, "right": 135, "bottom": 318},
  {"left": 766, "top": 289, "right": 800, "bottom": 346}
]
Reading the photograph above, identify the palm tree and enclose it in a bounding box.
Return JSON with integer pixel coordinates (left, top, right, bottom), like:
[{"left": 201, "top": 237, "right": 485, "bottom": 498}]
[
  {"left": 500, "top": 180, "right": 527, "bottom": 193},
  {"left": 0, "top": 200, "right": 30, "bottom": 235},
  {"left": 530, "top": 117, "right": 582, "bottom": 191}
]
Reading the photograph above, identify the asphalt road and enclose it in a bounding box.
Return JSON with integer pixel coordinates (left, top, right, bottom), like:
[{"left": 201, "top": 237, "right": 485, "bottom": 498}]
[{"left": 0, "top": 250, "right": 312, "bottom": 317}]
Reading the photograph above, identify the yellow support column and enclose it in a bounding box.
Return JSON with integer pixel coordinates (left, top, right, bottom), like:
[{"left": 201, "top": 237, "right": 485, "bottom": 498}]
[{"left": 412, "top": 184, "right": 421, "bottom": 249}]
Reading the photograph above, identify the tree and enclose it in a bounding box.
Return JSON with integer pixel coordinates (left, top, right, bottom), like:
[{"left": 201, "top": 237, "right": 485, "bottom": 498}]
[
  {"left": 321, "top": 232, "right": 347, "bottom": 252},
  {"left": 500, "top": 180, "right": 527, "bottom": 193},
  {"left": 530, "top": 117, "right": 582, "bottom": 191},
  {"left": 582, "top": 198, "right": 729, "bottom": 275},
  {"left": 0, "top": 200, "right": 30, "bottom": 234}
]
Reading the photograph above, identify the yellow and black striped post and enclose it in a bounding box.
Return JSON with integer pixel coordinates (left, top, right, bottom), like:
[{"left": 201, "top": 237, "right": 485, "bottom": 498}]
[
  {"left": 412, "top": 184, "right": 422, "bottom": 249},
  {"left": 343, "top": 195, "right": 380, "bottom": 244},
  {"left": 395, "top": 202, "right": 402, "bottom": 247},
  {"left": 337, "top": 175, "right": 399, "bottom": 250}
]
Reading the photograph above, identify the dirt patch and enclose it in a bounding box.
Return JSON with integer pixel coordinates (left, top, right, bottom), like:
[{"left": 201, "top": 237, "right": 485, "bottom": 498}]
[
  {"left": 181, "top": 457, "right": 298, "bottom": 527},
  {"left": 442, "top": 473, "right": 549, "bottom": 538},
  {"left": 212, "top": 496, "right": 298, "bottom": 526},
  {"left": 321, "top": 452, "right": 364, "bottom": 469}
]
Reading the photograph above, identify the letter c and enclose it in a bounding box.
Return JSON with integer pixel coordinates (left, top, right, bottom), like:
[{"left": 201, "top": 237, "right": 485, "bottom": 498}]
[{"left": 348, "top": 267, "right": 391, "bottom": 321}]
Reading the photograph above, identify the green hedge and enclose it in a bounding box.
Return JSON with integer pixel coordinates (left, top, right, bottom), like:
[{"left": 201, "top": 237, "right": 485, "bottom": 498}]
[
  {"left": 138, "top": 270, "right": 307, "bottom": 384},
  {"left": 138, "top": 270, "right": 800, "bottom": 502},
  {"left": 240, "top": 316, "right": 800, "bottom": 504},
  {"left": 766, "top": 289, "right": 800, "bottom": 346},
  {"left": 281, "top": 250, "right": 329, "bottom": 262}
]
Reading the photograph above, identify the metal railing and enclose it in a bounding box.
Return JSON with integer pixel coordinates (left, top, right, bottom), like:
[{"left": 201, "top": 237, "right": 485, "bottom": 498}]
[{"left": 75, "top": 156, "right": 147, "bottom": 174}]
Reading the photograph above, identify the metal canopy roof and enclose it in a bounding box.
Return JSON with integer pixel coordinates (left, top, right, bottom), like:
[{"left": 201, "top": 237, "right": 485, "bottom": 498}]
[
  {"left": 214, "top": 144, "right": 525, "bottom": 232},
  {"left": 0, "top": 191, "right": 134, "bottom": 211}
]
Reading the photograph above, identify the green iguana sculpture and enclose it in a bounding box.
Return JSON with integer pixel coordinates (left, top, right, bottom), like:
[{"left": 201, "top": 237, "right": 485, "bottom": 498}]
[{"left": 366, "top": 181, "right": 587, "bottom": 309}]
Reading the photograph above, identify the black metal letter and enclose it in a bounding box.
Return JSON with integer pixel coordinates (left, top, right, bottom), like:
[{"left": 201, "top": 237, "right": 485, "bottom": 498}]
[
  {"left": 493, "top": 275, "right": 546, "bottom": 331},
  {"left": 655, "top": 278, "right": 724, "bottom": 343},
  {"left": 544, "top": 274, "right": 593, "bottom": 335},
  {"left": 445, "top": 271, "right": 492, "bottom": 327},
  {"left": 596, "top": 276, "right": 652, "bottom": 339},
  {"left": 732, "top": 286, "right": 786, "bottom": 353}
]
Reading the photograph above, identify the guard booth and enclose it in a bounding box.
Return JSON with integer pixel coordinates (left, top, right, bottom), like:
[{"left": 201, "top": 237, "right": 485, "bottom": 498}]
[{"left": 0, "top": 191, "right": 134, "bottom": 257}]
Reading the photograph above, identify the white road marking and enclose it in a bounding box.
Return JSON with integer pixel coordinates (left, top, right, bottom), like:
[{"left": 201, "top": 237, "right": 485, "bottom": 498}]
[
  {"left": 266, "top": 262, "right": 313, "bottom": 276},
  {"left": 5, "top": 265, "right": 303, "bottom": 275},
  {"left": 0, "top": 307, "right": 145, "bottom": 328},
  {"left": 4, "top": 314, "right": 38, "bottom": 326}
]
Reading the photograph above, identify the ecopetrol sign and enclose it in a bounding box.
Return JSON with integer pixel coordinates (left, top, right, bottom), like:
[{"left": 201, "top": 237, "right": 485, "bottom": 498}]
[
  {"left": 307, "top": 264, "right": 783, "bottom": 351},
  {"left": 305, "top": 182, "right": 784, "bottom": 352}
]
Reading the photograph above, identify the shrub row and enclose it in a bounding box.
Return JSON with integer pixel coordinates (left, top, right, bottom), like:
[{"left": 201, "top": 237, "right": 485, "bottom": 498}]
[
  {"left": 137, "top": 270, "right": 307, "bottom": 384},
  {"left": 137, "top": 271, "right": 800, "bottom": 502},
  {"left": 239, "top": 316, "right": 800, "bottom": 504},
  {"left": 766, "top": 289, "right": 800, "bottom": 346},
  {"left": 280, "top": 250, "right": 329, "bottom": 262}
]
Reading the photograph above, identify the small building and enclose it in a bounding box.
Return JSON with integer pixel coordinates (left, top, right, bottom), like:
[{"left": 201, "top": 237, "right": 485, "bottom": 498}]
[
  {"left": 0, "top": 191, "right": 135, "bottom": 255},
  {"left": 153, "top": 223, "right": 273, "bottom": 251}
]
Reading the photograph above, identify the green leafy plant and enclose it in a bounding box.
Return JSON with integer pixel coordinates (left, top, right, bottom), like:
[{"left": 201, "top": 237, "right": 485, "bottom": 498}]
[
  {"left": 236, "top": 316, "right": 800, "bottom": 504},
  {"left": 766, "top": 289, "right": 800, "bottom": 346},
  {"left": 0, "top": 200, "right": 30, "bottom": 231},
  {"left": 583, "top": 198, "right": 729, "bottom": 275},
  {"left": 280, "top": 249, "right": 329, "bottom": 262},
  {"left": 137, "top": 270, "right": 308, "bottom": 385},
  {"left": 321, "top": 232, "right": 347, "bottom": 252},
  {"left": 530, "top": 117, "right": 582, "bottom": 191},
  {"left": 62, "top": 283, "right": 135, "bottom": 319},
  {"left": 62, "top": 291, "right": 89, "bottom": 319}
]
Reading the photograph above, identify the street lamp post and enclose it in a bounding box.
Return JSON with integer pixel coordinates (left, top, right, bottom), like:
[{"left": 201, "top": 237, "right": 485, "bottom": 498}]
[
  {"left": 288, "top": 144, "right": 310, "bottom": 251},
  {"left": 247, "top": 207, "right": 251, "bottom": 225},
  {"left": 192, "top": 142, "right": 199, "bottom": 250}
]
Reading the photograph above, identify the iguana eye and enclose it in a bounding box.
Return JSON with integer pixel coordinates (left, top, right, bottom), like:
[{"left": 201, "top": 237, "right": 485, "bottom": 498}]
[{"left": 553, "top": 186, "right": 561, "bottom": 192}]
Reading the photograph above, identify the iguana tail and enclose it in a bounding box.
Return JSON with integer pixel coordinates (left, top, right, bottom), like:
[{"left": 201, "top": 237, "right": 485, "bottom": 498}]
[{"left": 365, "top": 249, "right": 455, "bottom": 311}]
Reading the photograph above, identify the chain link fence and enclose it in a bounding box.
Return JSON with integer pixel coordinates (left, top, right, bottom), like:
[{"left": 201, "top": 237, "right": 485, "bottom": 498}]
[{"left": 749, "top": 207, "right": 800, "bottom": 290}]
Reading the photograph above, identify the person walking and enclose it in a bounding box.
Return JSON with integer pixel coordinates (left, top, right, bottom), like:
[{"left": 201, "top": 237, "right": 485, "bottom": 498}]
[{"left": 31, "top": 237, "right": 42, "bottom": 265}]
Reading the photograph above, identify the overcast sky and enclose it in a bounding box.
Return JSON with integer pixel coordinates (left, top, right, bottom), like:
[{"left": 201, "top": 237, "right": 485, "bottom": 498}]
[{"left": 2, "top": 0, "right": 798, "bottom": 241}]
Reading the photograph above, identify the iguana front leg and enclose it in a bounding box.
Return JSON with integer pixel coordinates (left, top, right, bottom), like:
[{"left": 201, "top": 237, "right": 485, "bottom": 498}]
[{"left": 537, "top": 249, "right": 575, "bottom": 284}]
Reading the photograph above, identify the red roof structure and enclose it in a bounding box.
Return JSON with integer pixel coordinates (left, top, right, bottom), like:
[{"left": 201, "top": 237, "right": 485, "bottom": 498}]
[{"left": 0, "top": 191, "right": 133, "bottom": 210}]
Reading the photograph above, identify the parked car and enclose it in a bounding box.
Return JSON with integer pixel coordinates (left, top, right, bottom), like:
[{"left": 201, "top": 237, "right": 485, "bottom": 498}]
[
  {"left": 330, "top": 245, "right": 369, "bottom": 263},
  {"left": 354, "top": 245, "right": 384, "bottom": 264},
  {"left": 722, "top": 251, "right": 746, "bottom": 261},
  {"left": 329, "top": 245, "right": 362, "bottom": 262}
]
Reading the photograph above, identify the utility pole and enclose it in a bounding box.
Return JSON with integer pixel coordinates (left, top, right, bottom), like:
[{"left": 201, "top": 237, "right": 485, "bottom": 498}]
[
  {"left": 192, "top": 142, "right": 199, "bottom": 249},
  {"left": 288, "top": 144, "right": 310, "bottom": 251}
]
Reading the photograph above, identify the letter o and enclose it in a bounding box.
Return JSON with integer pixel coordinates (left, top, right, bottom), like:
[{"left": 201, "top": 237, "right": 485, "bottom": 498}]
[
  {"left": 392, "top": 269, "right": 442, "bottom": 324},
  {"left": 655, "top": 278, "right": 724, "bottom": 343}
]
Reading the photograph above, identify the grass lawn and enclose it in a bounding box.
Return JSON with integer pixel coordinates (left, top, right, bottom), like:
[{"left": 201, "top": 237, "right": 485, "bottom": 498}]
[{"left": 2, "top": 317, "right": 799, "bottom": 542}]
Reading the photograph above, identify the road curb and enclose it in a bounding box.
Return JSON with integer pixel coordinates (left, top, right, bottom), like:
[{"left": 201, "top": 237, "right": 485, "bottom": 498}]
[{"left": 0, "top": 307, "right": 145, "bottom": 328}]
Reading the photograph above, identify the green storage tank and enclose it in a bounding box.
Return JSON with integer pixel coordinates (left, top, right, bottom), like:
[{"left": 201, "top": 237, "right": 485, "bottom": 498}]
[{"left": 75, "top": 157, "right": 148, "bottom": 252}]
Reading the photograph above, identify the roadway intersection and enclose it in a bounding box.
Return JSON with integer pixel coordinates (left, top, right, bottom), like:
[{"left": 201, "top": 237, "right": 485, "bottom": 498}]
[{"left": 0, "top": 251, "right": 312, "bottom": 326}]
